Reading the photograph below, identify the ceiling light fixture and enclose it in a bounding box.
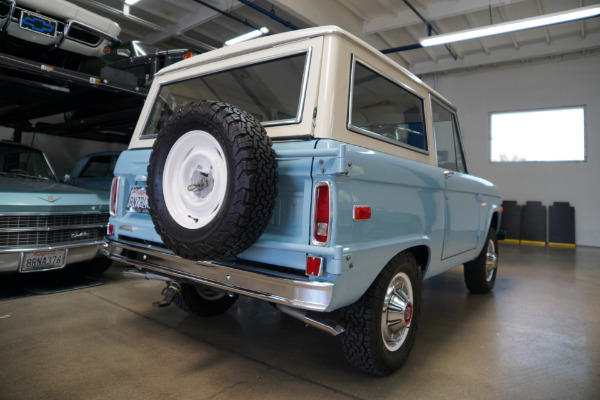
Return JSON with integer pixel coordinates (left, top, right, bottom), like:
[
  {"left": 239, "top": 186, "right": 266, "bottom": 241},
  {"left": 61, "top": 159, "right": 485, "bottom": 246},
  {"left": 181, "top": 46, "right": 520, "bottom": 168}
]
[
  {"left": 125, "top": 0, "right": 142, "bottom": 5},
  {"left": 419, "top": 5, "right": 600, "bottom": 47},
  {"left": 225, "top": 27, "right": 269, "bottom": 46}
]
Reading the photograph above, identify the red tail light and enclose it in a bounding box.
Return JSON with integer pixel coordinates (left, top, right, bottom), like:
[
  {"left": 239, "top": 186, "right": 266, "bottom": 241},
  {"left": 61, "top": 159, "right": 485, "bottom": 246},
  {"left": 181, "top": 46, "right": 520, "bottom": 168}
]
[
  {"left": 109, "top": 177, "right": 120, "bottom": 217},
  {"left": 313, "top": 182, "right": 331, "bottom": 245}
]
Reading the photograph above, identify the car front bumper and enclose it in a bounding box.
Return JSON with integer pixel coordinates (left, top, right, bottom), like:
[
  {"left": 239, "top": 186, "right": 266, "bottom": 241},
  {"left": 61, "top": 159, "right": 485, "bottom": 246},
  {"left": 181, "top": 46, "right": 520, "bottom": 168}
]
[{"left": 0, "top": 240, "right": 105, "bottom": 273}]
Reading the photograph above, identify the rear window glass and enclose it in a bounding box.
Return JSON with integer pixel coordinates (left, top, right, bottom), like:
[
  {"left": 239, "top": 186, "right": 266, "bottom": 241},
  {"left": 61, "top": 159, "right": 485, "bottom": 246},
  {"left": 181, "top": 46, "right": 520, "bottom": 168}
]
[
  {"left": 349, "top": 59, "right": 427, "bottom": 152},
  {"left": 141, "top": 52, "right": 309, "bottom": 138}
]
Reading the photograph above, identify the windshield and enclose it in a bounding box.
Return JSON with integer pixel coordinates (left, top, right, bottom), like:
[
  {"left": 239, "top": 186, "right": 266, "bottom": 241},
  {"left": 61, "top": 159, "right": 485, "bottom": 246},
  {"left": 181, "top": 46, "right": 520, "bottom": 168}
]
[
  {"left": 141, "top": 51, "right": 309, "bottom": 137},
  {"left": 0, "top": 146, "right": 56, "bottom": 180}
]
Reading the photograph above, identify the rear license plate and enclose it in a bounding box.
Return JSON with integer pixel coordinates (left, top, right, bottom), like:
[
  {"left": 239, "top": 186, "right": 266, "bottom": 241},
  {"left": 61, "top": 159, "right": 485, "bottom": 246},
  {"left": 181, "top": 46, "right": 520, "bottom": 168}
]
[
  {"left": 127, "top": 186, "right": 150, "bottom": 213},
  {"left": 20, "top": 11, "right": 58, "bottom": 37},
  {"left": 21, "top": 249, "right": 66, "bottom": 272}
]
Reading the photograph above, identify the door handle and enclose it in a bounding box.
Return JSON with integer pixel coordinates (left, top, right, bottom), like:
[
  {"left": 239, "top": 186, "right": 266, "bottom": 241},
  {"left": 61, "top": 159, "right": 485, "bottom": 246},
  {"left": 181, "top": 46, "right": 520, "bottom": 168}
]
[{"left": 444, "top": 171, "right": 455, "bottom": 179}]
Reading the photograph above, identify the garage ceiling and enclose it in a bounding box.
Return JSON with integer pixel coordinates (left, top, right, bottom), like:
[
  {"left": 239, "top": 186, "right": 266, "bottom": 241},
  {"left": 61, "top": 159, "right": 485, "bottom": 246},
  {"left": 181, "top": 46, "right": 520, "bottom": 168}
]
[{"left": 70, "top": 0, "right": 600, "bottom": 75}]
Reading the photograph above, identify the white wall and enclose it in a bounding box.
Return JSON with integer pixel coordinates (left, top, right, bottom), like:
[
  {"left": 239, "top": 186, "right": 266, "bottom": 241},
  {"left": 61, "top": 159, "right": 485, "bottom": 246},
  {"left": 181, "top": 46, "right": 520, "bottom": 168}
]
[
  {"left": 0, "top": 128, "right": 126, "bottom": 177},
  {"left": 422, "top": 52, "right": 600, "bottom": 247}
]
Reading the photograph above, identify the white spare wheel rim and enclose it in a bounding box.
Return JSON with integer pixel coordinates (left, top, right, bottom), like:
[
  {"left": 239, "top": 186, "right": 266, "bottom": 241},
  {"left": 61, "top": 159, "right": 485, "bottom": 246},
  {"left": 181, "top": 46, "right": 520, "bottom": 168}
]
[{"left": 162, "top": 130, "right": 228, "bottom": 229}]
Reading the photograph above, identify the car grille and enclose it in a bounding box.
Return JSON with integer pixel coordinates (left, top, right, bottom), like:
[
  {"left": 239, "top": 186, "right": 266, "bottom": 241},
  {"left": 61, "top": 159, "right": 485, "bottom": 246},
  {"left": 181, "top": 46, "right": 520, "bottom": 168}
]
[{"left": 0, "top": 213, "right": 108, "bottom": 248}]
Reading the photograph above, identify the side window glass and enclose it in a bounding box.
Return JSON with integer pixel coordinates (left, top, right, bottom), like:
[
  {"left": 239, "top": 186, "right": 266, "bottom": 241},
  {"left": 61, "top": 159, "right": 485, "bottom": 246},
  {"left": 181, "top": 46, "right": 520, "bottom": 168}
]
[
  {"left": 432, "top": 99, "right": 466, "bottom": 172},
  {"left": 349, "top": 60, "right": 427, "bottom": 151}
]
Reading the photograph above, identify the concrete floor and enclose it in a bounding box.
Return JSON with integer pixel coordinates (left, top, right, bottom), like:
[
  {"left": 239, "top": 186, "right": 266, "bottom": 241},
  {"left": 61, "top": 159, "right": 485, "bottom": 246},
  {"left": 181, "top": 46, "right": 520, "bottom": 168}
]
[{"left": 1, "top": 243, "right": 599, "bottom": 400}]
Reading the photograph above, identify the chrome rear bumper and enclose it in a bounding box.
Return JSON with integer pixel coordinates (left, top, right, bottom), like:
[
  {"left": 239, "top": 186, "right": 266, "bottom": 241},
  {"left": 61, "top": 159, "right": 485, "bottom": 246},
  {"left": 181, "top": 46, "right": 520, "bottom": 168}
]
[{"left": 103, "top": 238, "right": 334, "bottom": 311}]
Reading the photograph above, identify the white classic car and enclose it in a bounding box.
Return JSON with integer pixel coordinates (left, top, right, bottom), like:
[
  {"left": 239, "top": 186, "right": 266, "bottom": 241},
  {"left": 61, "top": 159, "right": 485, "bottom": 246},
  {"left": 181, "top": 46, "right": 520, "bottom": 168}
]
[{"left": 0, "top": 0, "right": 120, "bottom": 66}]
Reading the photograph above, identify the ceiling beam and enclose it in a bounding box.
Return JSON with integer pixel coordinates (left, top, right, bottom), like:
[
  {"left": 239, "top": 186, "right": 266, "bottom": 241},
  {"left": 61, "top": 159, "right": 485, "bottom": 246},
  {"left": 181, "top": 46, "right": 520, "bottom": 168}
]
[
  {"left": 377, "top": 31, "right": 412, "bottom": 67},
  {"left": 535, "top": 0, "right": 551, "bottom": 44},
  {"left": 463, "top": 13, "right": 490, "bottom": 55},
  {"left": 364, "top": 0, "right": 527, "bottom": 35},
  {"left": 498, "top": 6, "right": 520, "bottom": 50},
  {"left": 268, "top": 0, "right": 363, "bottom": 37},
  {"left": 410, "top": 30, "right": 600, "bottom": 75},
  {"left": 143, "top": 0, "right": 245, "bottom": 47}
]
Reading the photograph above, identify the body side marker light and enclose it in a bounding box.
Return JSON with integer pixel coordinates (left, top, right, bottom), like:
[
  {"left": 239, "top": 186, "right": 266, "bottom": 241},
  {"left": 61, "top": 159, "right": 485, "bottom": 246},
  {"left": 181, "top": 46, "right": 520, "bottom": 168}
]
[{"left": 353, "top": 206, "right": 371, "bottom": 221}]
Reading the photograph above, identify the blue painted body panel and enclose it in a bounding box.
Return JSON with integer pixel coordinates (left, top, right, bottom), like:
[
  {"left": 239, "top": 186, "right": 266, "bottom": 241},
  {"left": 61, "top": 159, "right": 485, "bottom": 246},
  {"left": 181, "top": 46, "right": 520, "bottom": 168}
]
[
  {"left": 0, "top": 176, "right": 108, "bottom": 213},
  {"left": 110, "top": 137, "right": 501, "bottom": 311}
]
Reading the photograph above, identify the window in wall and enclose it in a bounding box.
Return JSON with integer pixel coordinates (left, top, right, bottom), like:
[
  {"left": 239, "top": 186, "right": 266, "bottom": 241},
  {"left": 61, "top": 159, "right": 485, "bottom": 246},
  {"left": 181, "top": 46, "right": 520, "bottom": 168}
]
[
  {"left": 432, "top": 99, "right": 467, "bottom": 173},
  {"left": 349, "top": 59, "right": 427, "bottom": 152},
  {"left": 490, "top": 107, "right": 586, "bottom": 162}
]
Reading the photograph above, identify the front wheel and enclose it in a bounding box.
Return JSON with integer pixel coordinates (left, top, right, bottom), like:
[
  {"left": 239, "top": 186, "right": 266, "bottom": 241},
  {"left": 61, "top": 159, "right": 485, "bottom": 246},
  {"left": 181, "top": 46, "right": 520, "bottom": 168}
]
[
  {"left": 464, "top": 228, "right": 498, "bottom": 294},
  {"left": 340, "top": 252, "right": 421, "bottom": 376}
]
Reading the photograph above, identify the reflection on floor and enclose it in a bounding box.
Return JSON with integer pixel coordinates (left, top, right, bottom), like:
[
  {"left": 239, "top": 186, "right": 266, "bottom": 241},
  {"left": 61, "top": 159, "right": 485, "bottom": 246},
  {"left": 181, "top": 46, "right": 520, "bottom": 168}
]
[
  {"left": 0, "top": 244, "right": 598, "bottom": 400},
  {"left": 0, "top": 268, "right": 104, "bottom": 301}
]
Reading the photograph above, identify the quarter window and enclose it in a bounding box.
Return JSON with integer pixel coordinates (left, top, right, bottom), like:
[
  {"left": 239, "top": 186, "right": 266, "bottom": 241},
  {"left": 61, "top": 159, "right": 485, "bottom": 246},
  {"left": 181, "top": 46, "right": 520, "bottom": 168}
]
[
  {"left": 349, "top": 60, "right": 427, "bottom": 151},
  {"left": 432, "top": 99, "right": 467, "bottom": 173}
]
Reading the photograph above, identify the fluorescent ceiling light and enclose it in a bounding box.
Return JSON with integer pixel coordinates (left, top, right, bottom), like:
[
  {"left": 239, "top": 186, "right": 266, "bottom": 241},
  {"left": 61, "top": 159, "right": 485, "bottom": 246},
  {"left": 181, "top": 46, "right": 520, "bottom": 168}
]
[
  {"left": 420, "top": 5, "right": 600, "bottom": 47},
  {"left": 225, "top": 27, "right": 269, "bottom": 46},
  {"left": 125, "top": 0, "right": 142, "bottom": 5}
]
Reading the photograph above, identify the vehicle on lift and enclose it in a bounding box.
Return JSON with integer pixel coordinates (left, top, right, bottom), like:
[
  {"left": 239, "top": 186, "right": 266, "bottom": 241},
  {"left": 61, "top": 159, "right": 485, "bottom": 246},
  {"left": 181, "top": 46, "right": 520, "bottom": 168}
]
[
  {"left": 101, "top": 41, "right": 196, "bottom": 88},
  {"left": 0, "top": 141, "right": 111, "bottom": 274},
  {"left": 104, "top": 26, "right": 502, "bottom": 376},
  {"left": 64, "top": 150, "right": 121, "bottom": 193},
  {"left": 0, "top": 0, "right": 120, "bottom": 72}
]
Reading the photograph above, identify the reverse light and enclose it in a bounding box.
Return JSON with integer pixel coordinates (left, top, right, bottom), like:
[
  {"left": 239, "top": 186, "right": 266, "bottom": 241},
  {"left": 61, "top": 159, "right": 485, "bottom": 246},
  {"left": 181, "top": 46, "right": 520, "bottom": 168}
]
[
  {"left": 306, "top": 256, "right": 324, "bottom": 277},
  {"left": 109, "top": 177, "right": 120, "bottom": 217},
  {"left": 313, "top": 182, "right": 331, "bottom": 245}
]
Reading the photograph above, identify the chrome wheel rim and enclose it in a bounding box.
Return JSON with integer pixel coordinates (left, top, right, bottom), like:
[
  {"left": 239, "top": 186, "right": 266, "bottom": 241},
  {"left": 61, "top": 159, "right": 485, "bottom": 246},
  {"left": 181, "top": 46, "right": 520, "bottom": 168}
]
[
  {"left": 196, "top": 286, "right": 226, "bottom": 301},
  {"left": 381, "top": 272, "right": 413, "bottom": 352},
  {"left": 485, "top": 239, "right": 498, "bottom": 282},
  {"left": 163, "top": 130, "right": 228, "bottom": 229}
]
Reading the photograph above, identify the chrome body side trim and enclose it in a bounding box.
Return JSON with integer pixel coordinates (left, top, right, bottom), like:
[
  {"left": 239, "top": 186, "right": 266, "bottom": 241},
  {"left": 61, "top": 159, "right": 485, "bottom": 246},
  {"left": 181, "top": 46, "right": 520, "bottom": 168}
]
[{"left": 103, "top": 238, "right": 335, "bottom": 311}]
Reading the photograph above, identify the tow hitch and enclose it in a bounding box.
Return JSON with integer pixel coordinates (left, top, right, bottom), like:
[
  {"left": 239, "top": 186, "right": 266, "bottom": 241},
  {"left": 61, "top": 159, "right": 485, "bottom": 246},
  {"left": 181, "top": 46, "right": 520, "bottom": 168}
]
[
  {"left": 152, "top": 281, "right": 181, "bottom": 308},
  {"left": 122, "top": 267, "right": 181, "bottom": 308}
]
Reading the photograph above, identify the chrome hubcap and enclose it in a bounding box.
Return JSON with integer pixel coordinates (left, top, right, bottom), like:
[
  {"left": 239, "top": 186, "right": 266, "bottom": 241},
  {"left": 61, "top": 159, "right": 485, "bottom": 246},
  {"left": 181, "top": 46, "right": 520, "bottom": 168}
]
[
  {"left": 381, "top": 272, "right": 413, "bottom": 352},
  {"left": 196, "top": 286, "right": 226, "bottom": 301},
  {"left": 485, "top": 239, "right": 498, "bottom": 282}
]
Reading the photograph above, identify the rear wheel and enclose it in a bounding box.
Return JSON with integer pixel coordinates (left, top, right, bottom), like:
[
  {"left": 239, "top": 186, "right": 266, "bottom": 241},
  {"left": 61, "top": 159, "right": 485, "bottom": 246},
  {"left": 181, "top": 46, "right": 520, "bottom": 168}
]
[
  {"left": 340, "top": 252, "right": 421, "bottom": 376},
  {"left": 464, "top": 228, "right": 498, "bottom": 294},
  {"left": 174, "top": 283, "right": 238, "bottom": 317}
]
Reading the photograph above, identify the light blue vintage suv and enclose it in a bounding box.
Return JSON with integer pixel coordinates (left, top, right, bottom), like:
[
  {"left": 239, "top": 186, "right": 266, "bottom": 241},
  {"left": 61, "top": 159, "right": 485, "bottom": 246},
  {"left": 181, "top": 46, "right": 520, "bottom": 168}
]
[{"left": 105, "top": 26, "right": 501, "bottom": 376}]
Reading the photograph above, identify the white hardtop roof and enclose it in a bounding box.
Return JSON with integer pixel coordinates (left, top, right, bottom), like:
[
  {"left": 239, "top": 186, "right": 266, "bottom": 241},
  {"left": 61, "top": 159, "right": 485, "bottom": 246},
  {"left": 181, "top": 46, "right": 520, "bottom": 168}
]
[{"left": 156, "top": 25, "right": 453, "bottom": 109}]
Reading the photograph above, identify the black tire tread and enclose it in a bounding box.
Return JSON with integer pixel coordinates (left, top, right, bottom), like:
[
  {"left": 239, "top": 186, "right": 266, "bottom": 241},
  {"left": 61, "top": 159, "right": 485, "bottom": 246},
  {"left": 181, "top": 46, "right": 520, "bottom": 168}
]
[
  {"left": 464, "top": 228, "right": 498, "bottom": 294},
  {"left": 340, "top": 252, "right": 421, "bottom": 376}
]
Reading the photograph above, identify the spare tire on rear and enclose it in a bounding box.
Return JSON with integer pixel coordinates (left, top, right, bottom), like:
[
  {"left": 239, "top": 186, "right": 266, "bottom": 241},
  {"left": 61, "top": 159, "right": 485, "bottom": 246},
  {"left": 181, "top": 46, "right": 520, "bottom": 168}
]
[{"left": 147, "top": 100, "right": 278, "bottom": 260}]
